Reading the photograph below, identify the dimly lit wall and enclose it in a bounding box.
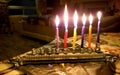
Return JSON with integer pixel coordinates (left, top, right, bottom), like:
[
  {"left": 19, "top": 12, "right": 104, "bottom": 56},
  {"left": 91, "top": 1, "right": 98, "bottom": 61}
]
[
  {"left": 8, "top": 0, "right": 120, "bottom": 42},
  {"left": 115, "top": 0, "right": 120, "bottom": 14}
]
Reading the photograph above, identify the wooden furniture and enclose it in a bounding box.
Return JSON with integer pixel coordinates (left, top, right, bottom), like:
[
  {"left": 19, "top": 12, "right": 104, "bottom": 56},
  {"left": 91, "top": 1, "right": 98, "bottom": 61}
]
[{"left": 0, "top": 1, "right": 10, "bottom": 33}]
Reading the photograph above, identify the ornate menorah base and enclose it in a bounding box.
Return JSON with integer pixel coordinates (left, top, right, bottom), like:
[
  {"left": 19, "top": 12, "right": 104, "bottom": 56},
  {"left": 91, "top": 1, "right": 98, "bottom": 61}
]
[{"left": 10, "top": 45, "right": 118, "bottom": 66}]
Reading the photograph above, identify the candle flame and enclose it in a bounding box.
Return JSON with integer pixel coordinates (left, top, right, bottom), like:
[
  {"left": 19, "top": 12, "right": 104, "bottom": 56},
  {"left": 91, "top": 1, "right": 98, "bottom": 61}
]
[
  {"left": 82, "top": 14, "right": 86, "bottom": 25},
  {"left": 89, "top": 14, "right": 93, "bottom": 25},
  {"left": 64, "top": 5, "right": 68, "bottom": 29},
  {"left": 55, "top": 15, "right": 60, "bottom": 27},
  {"left": 97, "top": 11, "right": 102, "bottom": 20},
  {"left": 73, "top": 10, "right": 78, "bottom": 28}
]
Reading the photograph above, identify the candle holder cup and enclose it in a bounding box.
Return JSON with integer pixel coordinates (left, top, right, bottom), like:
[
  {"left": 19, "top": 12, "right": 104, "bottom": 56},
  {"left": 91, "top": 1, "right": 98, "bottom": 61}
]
[
  {"left": 80, "top": 48, "right": 85, "bottom": 53},
  {"left": 95, "top": 43, "right": 101, "bottom": 53},
  {"left": 55, "top": 48, "right": 60, "bottom": 54},
  {"left": 88, "top": 48, "right": 94, "bottom": 54},
  {"left": 63, "top": 48, "right": 68, "bottom": 54},
  {"left": 32, "top": 48, "right": 37, "bottom": 55},
  {"left": 46, "top": 48, "right": 52, "bottom": 55},
  {"left": 40, "top": 47, "right": 46, "bottom": 55},
  {"left": 72, "top": 48, "right": 76, "bottom": 54}
]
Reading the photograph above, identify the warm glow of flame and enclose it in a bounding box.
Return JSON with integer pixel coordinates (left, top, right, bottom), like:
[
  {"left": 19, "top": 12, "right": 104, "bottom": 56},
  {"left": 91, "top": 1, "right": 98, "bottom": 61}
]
[
  {"left": 82, "top": 14, "right": 86, "bottom": 25},
  {"left": 89, "top": 14, "right": 93, "bottom": 25},
  {"left": 55, "top": 15, "right": 60, "bottom": 27},
  {"left": 64, "top": 5, "right": 68, "bottom": 29},
  {"left": 97, "top": 11, "right": 102, "bottom": 20},
  {"left": 73, "top": 10, "right": 78, "bottom": 28}
]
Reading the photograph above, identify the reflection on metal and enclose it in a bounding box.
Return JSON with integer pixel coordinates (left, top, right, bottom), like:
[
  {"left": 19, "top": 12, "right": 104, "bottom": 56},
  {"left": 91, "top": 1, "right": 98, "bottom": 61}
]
[{"left": 10, "top": 45, "right": 118, "bottom": 66}]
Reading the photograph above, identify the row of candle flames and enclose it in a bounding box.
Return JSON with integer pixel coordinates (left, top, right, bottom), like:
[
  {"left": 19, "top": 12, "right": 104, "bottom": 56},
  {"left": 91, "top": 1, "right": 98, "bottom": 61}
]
[{"left": 55, "top": 5, "right": 102, "bottom": 50}]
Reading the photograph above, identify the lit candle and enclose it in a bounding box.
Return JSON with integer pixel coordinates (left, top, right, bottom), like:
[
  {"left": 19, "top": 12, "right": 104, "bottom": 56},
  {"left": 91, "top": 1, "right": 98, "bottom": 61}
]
[
  {"left": 97, "top": 11, "right": 102, "bottom": 43},
  {"left": 88, "top": 14, "right": 93, "bottom": 48},
  {"left": 55, "top": 15, "right": 60, "bottom": 49},
  {"left": 81, "top": 14, "right": 86, "bottom": 48},
  {"left": 64, "top": 5, "right": 68, "bottom": 48},
  {"left": 72, "top": 10, "right": 78, "bottom": 49}
]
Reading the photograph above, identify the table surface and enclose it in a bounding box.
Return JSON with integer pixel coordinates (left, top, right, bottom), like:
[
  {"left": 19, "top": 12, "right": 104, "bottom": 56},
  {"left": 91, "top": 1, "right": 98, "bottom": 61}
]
[{"left": 0, "top": 32, "right": 120, "bottom": 75}]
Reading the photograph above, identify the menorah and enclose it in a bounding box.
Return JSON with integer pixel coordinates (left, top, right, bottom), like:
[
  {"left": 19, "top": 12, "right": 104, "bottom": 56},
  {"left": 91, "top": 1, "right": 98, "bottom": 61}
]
[{"left": 9, "top": 5, "right": 118, "bottom": 66}]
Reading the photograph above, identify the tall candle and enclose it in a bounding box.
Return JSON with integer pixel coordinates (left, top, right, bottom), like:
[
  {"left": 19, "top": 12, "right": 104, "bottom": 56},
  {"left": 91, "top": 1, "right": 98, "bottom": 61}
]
[
  {"left": 97, "top": 11, "right": 102, "bottom": 43},
  {"left": 64, "top": 5, "right": 68, "bottom": 48},
  {"left": 81, "top": 14, "right": 86, "bottom": 48},
  {"left": 88, "top": 14, "right": 93, "bottom": 48},
  {"left": 73, "top": 10, "right": 78, "bottom": 49},
  {"left": 55, "top": 15, "right": 60, "bottom": 49}
]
